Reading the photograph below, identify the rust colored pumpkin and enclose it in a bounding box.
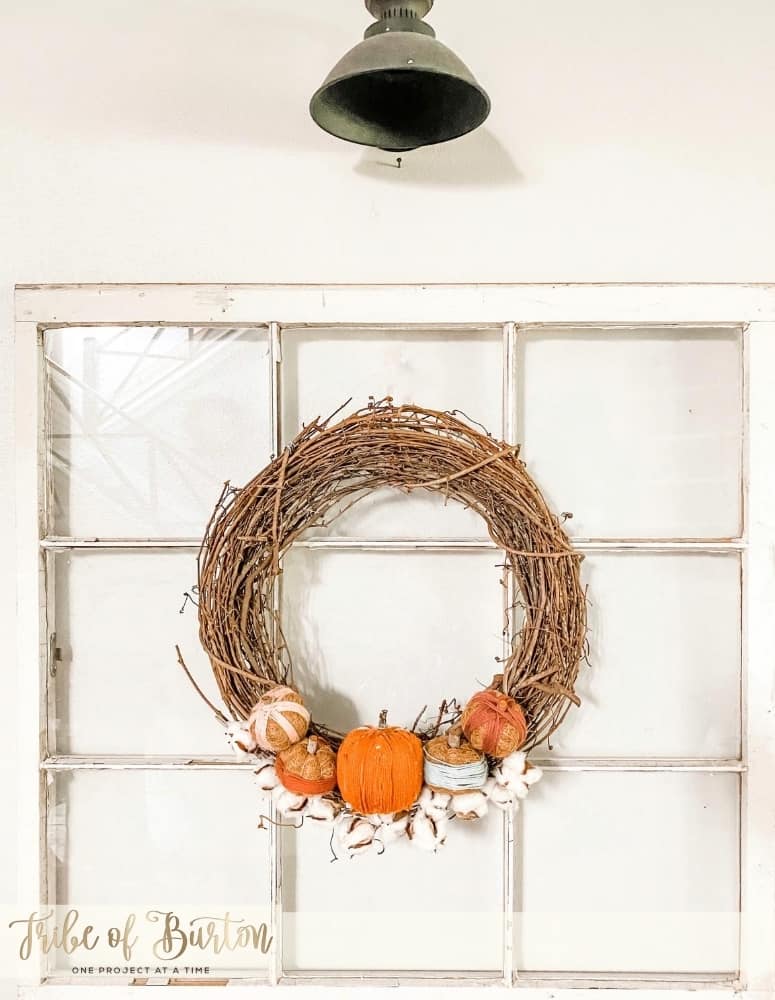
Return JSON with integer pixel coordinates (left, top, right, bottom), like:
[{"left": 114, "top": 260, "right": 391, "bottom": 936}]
[
  {"left": 248, "top": 685, "right": 310, "bottom": 753},
  {"left": 276, "top": 736, "right": 337, "bottom": 796},
  {"left": 337, "top": 712, "right": 423, "bottom": 815},
  {"left": 461, "top": 687, "right": 528, "bottom": 758}
]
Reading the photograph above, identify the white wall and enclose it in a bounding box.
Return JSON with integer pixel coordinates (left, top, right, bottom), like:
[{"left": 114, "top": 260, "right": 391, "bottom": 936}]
[{"left": 1, "top": 0, "right": 774, "bottom": 991}]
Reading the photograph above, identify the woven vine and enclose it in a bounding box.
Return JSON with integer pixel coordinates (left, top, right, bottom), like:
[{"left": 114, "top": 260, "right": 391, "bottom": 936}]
[{"left": 196, "top": 398, "right": 587, "bottom": 751}]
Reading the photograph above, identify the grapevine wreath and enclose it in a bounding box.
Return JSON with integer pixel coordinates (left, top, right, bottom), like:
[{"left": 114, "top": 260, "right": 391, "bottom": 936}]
[{"left": 180, "top": 398, "right": 587, "bottom": 856}]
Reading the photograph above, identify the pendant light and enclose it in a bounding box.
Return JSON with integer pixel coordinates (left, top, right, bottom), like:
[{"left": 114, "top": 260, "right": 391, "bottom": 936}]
[{"left": 309, "top": 0, "right": 491, "bottom": 152}]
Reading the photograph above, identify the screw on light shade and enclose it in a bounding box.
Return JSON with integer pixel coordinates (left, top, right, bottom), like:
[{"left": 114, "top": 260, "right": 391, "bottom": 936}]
[{"left": 309, "top": 0, "right": 491, "bottom": 152}]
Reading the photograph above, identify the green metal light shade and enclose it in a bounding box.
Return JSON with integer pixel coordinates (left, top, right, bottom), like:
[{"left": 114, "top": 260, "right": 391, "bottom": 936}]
[{"left": 310, "top": 0, "right": 491, "bottom": 152}]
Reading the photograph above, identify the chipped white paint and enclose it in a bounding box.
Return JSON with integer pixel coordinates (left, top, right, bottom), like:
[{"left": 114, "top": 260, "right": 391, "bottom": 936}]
[
  {"left": 14, "top": 282, "right": 775, "bottom": 326},
  {"left": 739, "top": 322, "right": 775, "bottom": 995}
]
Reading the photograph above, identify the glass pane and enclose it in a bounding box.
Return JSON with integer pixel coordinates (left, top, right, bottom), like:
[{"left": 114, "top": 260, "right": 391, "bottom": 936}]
[
  {"left": 281, "top": 549, "right": 506, "bottom": 734},
  {"left": 46, "top": 326, "right": 271, "bottom": 538},
  {"left": 283, "top": 815, "right": 503, "bottom": 972},
  {"left": 53, "top": 551, "right": 227, "bottom": 755},
  {"left": 517, "top": 771, "right": 739, "bottom": 973},
  {"left": 49, "top": 770, "right": 271, "bottom": 976},
  {"left": 521, "top": 328, "right": 742, "bottom": 538},
  {"left": 544, "top": 552, "right": 741, "bottom": 758},
  {"left": 281, "top": 327, "right": 502, "bottom": 539}
]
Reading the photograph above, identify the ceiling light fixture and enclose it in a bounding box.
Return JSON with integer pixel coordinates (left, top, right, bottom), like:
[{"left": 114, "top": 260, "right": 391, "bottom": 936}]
[{"left": 309, "top": 0, "right": 491, "bottom": 152}]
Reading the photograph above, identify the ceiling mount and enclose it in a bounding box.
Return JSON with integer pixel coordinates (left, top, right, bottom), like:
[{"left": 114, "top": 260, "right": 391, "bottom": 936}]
[
  {"left": 365, "top": 0, "right": 434, "bottom": 19},
  {"left": 363, "top": 1, "right": 436, "bottom": 40},
  {"left": 309, "top": 0, "right": 491, "bottom": 153}
]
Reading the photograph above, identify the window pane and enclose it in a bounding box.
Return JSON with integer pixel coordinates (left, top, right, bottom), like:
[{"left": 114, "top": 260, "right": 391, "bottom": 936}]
[
  {"left": 281, "top": 549, "right": 506, "bottom": 734},
  {"left": 544, "top": 552, "right": 741, "bottom": 758},
  {"left": 521, "top": 328, "right": 742, "bottom": 538},
  {"left": 53, "top": 551, "right": 226, "bottom": 755},
  {"left": 282, "top": 328, "right": 502, "bottom": 538},
  {"left": 517, "top": 771, "right": 739, "bottom": 973},
  {"left": 49, "top": 770, "right": 271, "bottom": 976},
  {"left": 283, "top": 816, "right": 503, "bottom": 972},
  {"left": 46, "top": 326, "right": 271, "bottom": 538}
]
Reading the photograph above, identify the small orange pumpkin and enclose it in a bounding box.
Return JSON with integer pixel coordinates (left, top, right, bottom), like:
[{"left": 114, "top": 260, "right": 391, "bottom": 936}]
[
  {"left": 461, "top": 677, "right": 528, "bottom": 757},
  {"left": 276, "top": 735, "right": 337, "bottom": 796},
  {"left": 337, "top": 711, "right": 423, "bottom": 815}
]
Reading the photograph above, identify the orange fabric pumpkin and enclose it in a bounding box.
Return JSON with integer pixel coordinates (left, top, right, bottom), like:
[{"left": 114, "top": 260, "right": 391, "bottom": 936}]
[
  {"left": 461, "top": 688, "right": 528, "bottom": 757},
  {"left": 337, "top": 714, "right": 423, "bottom": 815},
  {"left": 276, "top": 736, "right": 337, "bottom": 796}
]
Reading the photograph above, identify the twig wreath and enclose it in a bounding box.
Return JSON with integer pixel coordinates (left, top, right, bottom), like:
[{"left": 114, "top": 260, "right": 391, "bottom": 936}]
[{"left": 181, "top": 398, "right": 587, "bottom": 856}]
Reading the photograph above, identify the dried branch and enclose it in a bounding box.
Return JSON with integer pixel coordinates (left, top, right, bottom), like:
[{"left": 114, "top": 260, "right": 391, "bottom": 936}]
[{"left": 175, "top": 644, "right": 227, "bottom": 724}]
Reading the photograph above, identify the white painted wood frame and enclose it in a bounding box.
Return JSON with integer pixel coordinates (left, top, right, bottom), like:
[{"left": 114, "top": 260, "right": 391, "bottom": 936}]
[{"left": 14, "top": 284, "right": 775, "bottom": 998}]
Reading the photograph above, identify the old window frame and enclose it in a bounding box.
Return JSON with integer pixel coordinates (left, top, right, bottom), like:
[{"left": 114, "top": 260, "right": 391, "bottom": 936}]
[{"left": 14, "top": 283, "right": 775, "bottom": 999}]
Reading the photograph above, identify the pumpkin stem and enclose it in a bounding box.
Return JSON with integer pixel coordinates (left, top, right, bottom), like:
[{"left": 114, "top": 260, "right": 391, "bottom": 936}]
[
  {"left": 447, "top": 726, "right": 463, "bottom": 749},
  {"left": 307, "top": 735, "right": 319, "bottom": 754},
  {"left": 488, "top": 673, "right": 505, "bottom": 692},
  {"left": 378, "top": 709, "right": 388, "bottom": 728}
]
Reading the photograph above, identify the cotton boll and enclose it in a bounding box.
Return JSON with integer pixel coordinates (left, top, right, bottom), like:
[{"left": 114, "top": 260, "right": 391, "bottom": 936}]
[
  {"left": 493, "top": 764, "right": 524, "bottom": 796},
  {"left": 511, "top": 779, "right": 531, "bottom": 800},
  {"left": 499, "top": 751, "right": 528, "bottom": 779},
  {"left": 513, "top": 764, "right": 543, "bottom": 799},
  {"left": 487, "top": 780, "right": 518, "bottom": 812},
  {"left": 449, "top": 789, "right": 489, "bottom": 821},
  {"left": 335, "top": 815, "right": 379, "bottom": 858},
  {"left": 225, "top": 721, "right": 257, "bottom": 758},
  {"left": 254, "top": 761, "right": 280, "bottom": 794},
  {"left": 417, "top": 786, "right": 452, "bottom": 821},
  {"left": 408, "top": 810, "right": 448, "bottom": 852},
  {"left": 274, "top": 788, "right": 308, "bottom": 818},
  {"left": 303, "top": 796, "right": 339, "bottom": 824},
  {"left": 373, "top": 812, "right": 409, "bottom": 847},
  {"left": 523, "top": 764, "right": 543, "bottom": 786},
  {"left": 372, "top": 812, "right": 397, "bottom": 826},
  {"left": 495, "top": 760, "right": 542, "bottom": 798}
]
